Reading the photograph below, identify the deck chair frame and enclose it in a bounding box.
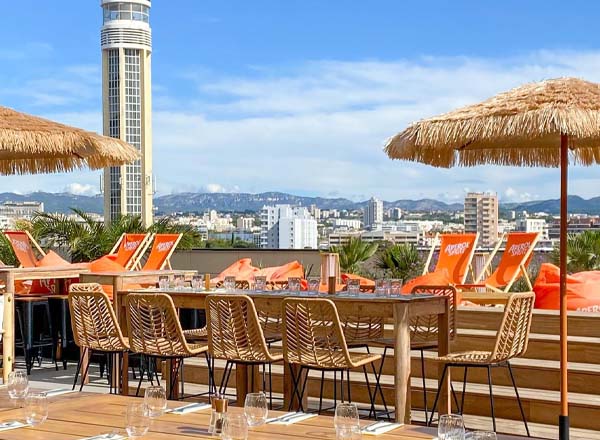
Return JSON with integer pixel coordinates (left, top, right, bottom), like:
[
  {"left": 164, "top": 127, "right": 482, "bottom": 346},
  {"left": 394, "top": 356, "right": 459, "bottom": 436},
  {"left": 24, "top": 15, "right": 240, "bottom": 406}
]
[
  {"left": 422, "top": 232, "right": 479, "bottom": 284},
  {"left": 108, "top": 233, "right": 152, "bottom": 270},
  {"left": 473, "top": 232, "right": 541, "bottom": 293},
  {"left": 131, "top": 233, "right": 182, "bottom": 271},
  {"left": 4, "top": 230, "right": 46, "bottom": 267}
]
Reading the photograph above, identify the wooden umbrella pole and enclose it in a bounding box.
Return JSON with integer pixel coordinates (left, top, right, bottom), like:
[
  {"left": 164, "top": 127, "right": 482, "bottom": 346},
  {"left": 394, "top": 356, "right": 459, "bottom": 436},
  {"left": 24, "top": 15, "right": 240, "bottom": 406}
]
[{"left": 559, "top": 133, "right": 569, "bottom": 440}]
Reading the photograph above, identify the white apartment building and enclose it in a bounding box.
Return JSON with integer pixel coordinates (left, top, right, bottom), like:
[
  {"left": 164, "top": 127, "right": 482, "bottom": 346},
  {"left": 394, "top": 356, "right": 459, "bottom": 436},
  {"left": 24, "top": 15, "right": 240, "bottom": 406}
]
[
  {"left": 464, "top": 192, "right": 499, "bottom": 247},
  {"left": 363, "top": 197, "right": 383, "bottom": 228},
  {"left": 331, "top": 218, "right": 362, "bottom": 230},
  {"left": 236, "top": 217, "right": 255, "bottom": 230},
  {"left": 516, "top": 218, "right": 549, "bottom": 240},
  {"left": 0, "top": 201, "right": 44, "bottom": 219},
  {"left": 260, "top": 205, "right": 317, "bottom": 249},
  {"left": 328, "top": 230, "right": 419, "bottom": 246}
]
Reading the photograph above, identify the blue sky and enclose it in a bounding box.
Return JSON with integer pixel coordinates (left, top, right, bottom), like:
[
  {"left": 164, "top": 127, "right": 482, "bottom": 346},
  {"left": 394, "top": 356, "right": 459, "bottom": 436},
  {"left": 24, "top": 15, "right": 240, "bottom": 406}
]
[{"left": 2, "top": 0, "right": 600, "bottom": 202}]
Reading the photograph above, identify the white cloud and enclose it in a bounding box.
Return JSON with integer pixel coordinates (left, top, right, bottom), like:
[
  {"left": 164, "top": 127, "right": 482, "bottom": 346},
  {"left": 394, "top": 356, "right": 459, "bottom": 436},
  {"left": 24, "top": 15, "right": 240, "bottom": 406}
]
[{"left": 63, "top": 183, "right": 98, "bottom": 196}]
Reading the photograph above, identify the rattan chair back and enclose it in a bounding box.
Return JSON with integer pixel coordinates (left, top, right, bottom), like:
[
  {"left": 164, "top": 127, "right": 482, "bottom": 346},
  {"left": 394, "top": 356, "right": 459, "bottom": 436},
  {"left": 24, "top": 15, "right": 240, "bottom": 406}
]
[
  {"left": 125, "top": 293, "right": 196, "bottom": 357},
  {"left": 206, "top": 294, "right": 278, "bottom": 362},
  {"left": 282, "top": 298, "right": 355, "bottom": 369},
  {"left": 490, "top": 292, "right": 535, "bottom": 363},
  {"left": 68, "top": 283, "right": 129, "bottom": 352},
  {"left": 410, "top": 285, "right": 458, "bottom": 345}
]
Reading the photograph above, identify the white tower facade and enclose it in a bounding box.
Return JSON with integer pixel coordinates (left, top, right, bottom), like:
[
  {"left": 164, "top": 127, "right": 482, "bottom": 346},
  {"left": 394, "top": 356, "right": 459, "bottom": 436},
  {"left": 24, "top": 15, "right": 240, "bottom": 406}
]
[{"left": 101, "top": 0, "right": 153, "bottom": 226}]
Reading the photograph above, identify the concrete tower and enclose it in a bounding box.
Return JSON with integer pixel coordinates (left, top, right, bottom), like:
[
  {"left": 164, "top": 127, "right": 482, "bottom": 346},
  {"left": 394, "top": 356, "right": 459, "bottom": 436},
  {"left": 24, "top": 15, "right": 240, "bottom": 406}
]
[{"left": 101, "top": 0, "right": 153, "bottom": 226}]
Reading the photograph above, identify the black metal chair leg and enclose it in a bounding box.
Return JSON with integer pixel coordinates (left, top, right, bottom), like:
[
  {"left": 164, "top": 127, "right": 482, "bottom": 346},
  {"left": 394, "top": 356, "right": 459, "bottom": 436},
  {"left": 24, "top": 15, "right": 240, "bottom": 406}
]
[
  {"left": 427, "top": 364, "right": 448, "bottom": 426},
  {"left": 318, "top": 370, "right": 325, "bottom": 414},
  {"left": 298, "top": 367, "right": 309, "bottom": 412},
  {"left": 420, "top": 349, "right": 428, "bottom": 422},
  {"left": 220, "top": 361, "right": 233, "bottom": 395},
  {"left": 79, "top": 351, "right": 92, "bottom": 392},
  {"left": 362, "top": 365, "right": 376, "bottom": 419},
  {"left": 487, "top": 365, "right": 496, "bottom": 432},
  {"left": 288, "top": 365, "right": 304, "bottom": 412},
  {"left": 507, "top": 363, "right": 530, "bottom": 437},
  {"left": 450, "top": 378, "right": 460, "bottom": 411},
  {"left": 72, "top": 348, "right": 84, "bottom": 391},
  {"left": 374, "top": 347, "right": 391, "bottom": 420},
  {"left": 333, "top": 370, "right": 337, "bottom": 408},
  {"left": 346, "top": 369, "right": 351, "bottom": 403},
  {"left": 268, "top": 362, "right": 273, "bottom": 409},
  {"left": 460, "top": 366, "right": 468, "bottom": 415}
]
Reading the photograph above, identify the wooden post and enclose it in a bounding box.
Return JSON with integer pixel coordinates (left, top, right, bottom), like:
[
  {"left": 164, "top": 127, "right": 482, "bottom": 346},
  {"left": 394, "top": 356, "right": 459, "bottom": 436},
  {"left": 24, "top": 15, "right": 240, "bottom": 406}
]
[
  {"left": 559, "top": 133, "right": 569, "bottom": 440},
  {"left": 393, "top": 302, "right": 411, "bottom": 423},
  {"left": 437, "top": 296, "right": 451, "bottom": 416},
  {"left": 2, "top": 271, "right": 14, "bottom": 382}
]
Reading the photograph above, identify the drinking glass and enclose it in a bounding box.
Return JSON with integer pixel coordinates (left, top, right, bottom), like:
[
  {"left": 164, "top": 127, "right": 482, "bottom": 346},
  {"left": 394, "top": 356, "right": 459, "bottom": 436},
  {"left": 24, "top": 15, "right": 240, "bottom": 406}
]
[
  {"left": 470, "top": 431, "right": 497, "bottom": 440},
  {"left": 25, "top": 393, "right": 48, "bottom": 426},
  {"left": 144, "top": 385, "right": 167, "bottom": 418},
  {"left": 191, "top": 275, "right": 202, "bottom": 290},
  {"left": 307, "top": 277, "right": 320, "bottom": 292},
  {"left": 346, "top": 279, "right": 360, "bottom": 295},
  {"left": 288, "top": 277, "right": 301, "bottom": 292},
  {"left": 438, "top": 414, "right": 465, "bottom": 440},
  {"left": 126, "top": 402, "right": 150, "bottom": 438},
  {"left": 7, "top": 370, "right": 28, "bottom": 400},
  {"left": 390, "top": 279, "right": 403, "bottom": 295},
  {"left": 334, "top": 402, "right": 360, "bottom": 435},
  {"left": 336, "top": 425, "right": 362, "bottom": 440},
  {"left": 374, "top": 279, "right": 386, "bottom": 296},
  {"left": 158, "top": 275, "right": 169, "bottom": 290},
  {"left": 253, "top": 276, "right": 267, "bottom": 291},
  {"left": 244, "top": 392, "right": 268, "bottom": 427},
  {"left": 174, "top": 274, "right": 185, "bottom": 290},
  {"left": 224, "top": 276, "right": 236, "bottom": 292},
  {"left": 221, "top": 413, "right": 248, "bottom": 440},
  {"left": 383, "top": 279, "right": 392, "bottom": 296}
]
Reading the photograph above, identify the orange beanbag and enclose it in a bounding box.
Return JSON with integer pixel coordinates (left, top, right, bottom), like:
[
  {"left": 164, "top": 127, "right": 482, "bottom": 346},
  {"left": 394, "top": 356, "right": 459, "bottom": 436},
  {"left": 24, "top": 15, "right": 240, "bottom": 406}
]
[
  {"left": 341, "top": 273, "right": 375, "bottom": 288},
  {"left": 401, "top": 269, "right": 451, "bottom": 294},
  {"left": 265, "top": 261, "right": 304, "bottom": 282},
  {"left": 211, "top": 258, "right": 259, "bottom": 284},
  {"left": 29, "top": 251, "right": 73, "bottom": 294},
  {"left": 534, "top": 263, "right": 600, "bottom": 312}
]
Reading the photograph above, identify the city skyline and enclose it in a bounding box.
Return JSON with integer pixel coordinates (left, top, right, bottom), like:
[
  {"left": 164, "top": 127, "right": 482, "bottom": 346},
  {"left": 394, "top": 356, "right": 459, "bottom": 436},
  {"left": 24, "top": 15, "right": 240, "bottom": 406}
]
[{"left": 2, "top": 1, "right": 600, "bottom": 202}]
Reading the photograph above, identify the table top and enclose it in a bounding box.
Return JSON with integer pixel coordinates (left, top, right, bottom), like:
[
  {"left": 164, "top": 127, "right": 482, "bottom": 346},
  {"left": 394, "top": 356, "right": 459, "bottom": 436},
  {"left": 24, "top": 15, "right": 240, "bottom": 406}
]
[
  {"left": 0, "top": 392, "right": 533, "bottom": 440},
  {"left": 82, "top": 269, "right": 197, "bottom": 278},
  {"left": 0, "top": 265, "right": 90, "bottom": 281}
]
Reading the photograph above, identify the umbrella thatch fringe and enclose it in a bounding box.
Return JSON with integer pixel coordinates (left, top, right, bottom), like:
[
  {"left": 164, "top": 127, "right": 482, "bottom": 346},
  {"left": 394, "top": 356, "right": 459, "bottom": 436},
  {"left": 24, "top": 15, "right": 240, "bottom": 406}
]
[{"left": 385, "top": 78, "right": 600, "bottom": 167}]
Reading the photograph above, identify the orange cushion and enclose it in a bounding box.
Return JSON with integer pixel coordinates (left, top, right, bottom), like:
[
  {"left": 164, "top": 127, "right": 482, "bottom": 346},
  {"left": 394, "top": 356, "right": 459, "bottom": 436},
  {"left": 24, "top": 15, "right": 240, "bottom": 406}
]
[
  {"left": 35, "top": 250, "right": 70, "bottom": 267},
  {"left": 90, "top": 256, "right": 126, "bottom": 273},
  {"left": 534, "top": 263, "right": 600, "bottom": 311},
  {"left": 401, "top": 269, "right": 451, "bottom": 294},
  {"left": 341, "top": 273, "right": 375, "bottom": 287}
]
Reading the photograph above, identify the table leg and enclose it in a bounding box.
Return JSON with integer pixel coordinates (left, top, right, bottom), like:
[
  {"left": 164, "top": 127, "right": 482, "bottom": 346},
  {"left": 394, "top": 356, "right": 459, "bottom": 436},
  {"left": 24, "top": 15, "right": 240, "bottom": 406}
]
[
  {"left": 437, "top": 299, "right": 451, "bottom": 416},
  {"left": 121, "top": 352, "right": 129, "bottom": 396},
  {"left": 2, "top": 273, "right": 14, "bottom": 383},
  {"left": 393, "top": 302, "right": 411, "bottom": 424}
]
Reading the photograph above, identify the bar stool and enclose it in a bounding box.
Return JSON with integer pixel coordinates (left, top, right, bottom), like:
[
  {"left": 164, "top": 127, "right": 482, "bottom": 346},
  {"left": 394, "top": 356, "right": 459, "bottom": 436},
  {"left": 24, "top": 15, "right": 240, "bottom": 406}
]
[
  {"left": 15, "top": 296, "right": 57, "bottom": 374},
  {"left": 205, "top": 294, "right": 283, "bottom": 407},
  {"left": 428, "top": 292, "right": 534, "bottom": 436},
  {"left": 68, "top": 283, "right": 130, "bottom": 393},
  {"left": 125, "top": 293, "right": 212, "bottom": 400},
  {"left": 282, "top": 297, "right": 385, "bottom": 416}
]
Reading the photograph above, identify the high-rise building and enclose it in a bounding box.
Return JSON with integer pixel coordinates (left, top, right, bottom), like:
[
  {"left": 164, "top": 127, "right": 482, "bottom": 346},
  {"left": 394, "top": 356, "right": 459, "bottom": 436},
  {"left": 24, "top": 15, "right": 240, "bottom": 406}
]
[
  {"left": 363, "top": 197, "right": 383, "bottom": 228},
  {"left": 464, "top": 192, "right": 499, "bottom": 247},
  {"left": 101, "top": 0, "right": 153, "bottom": 226},
  {"left": 260, "top": 205, "right": 317, "bottom": 249}
]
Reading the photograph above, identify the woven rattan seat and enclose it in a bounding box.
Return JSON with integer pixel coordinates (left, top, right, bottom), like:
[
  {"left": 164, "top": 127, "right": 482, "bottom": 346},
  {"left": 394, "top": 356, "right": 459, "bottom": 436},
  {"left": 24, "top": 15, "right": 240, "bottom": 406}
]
[
  {"left": 183, "top": 326, "right": 208, "bottom": 341},
  {"left": 68, "top": 283, "right": 130, "bottom": 392},
  {"left": 428, "top": 292, "right": 535, "bottom": 436}
]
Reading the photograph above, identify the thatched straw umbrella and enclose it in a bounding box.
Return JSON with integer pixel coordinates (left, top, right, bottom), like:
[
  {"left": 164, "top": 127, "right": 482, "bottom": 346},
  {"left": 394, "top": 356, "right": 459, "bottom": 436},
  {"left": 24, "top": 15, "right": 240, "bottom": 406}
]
[
  {"left": 385, "top": 77, "right": 600, "bottom": 440},
  {"left": 0, "top": 105, "right": 138, "bottom": 174}
]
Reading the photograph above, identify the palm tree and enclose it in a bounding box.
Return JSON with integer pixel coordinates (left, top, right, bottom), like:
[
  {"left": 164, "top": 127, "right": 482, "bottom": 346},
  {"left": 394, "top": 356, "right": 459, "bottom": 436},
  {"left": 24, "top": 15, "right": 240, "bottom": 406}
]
[
  {"left": 550, "top": 230, "right": 600, "bottom": 273},
  {"left": 31, "top": 209, "right": 203, "bottom": 262},
  {"left": 330, "top": 238, "right": 378, "bottom": 273},
  {"left": 375, "top": 243, "right": 422, "bottom": 282}
]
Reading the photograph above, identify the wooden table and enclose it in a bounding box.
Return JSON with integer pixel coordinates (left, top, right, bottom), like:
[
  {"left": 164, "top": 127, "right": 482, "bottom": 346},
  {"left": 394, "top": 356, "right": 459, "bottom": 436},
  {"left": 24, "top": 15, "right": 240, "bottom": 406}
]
[
  {"left": 0, "top": 392, "right": 537, "bottom": 439},
  {"left": 0, "top": 265, "right": 90, "bottom": 383},
  {"left": 117, "top": 289, "right": 451, "bottom": 424}
]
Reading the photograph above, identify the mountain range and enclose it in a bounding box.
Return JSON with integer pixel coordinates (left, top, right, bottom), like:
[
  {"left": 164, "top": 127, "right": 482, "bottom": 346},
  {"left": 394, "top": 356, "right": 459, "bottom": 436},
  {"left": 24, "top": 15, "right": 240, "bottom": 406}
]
[{"left": 1, "top": 191, "right": 600, "bottom": 215}]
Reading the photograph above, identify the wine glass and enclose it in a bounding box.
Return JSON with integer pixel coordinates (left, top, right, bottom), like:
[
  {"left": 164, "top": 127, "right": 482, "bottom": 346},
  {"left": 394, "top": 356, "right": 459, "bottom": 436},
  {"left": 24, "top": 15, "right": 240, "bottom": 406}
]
[
  {"left": 438, "top": 414, "right": 465, "bottom": 440},
  {"left": 253, "top": 276, "right": 267, "bottom": 291},
  {"left": 191, "top": 275, "right": 202, "bottom": 290},
  {"left": 25, "top": 393, "right": 48, "bottom": 426},
  {"left": 174, "top": 274, "right": 185, "bottom": 290},
  {"left": 244, "top": 392, "right": 268, "bottom": 427},
  {"left": 224, "top": 276, "right": 236, "bottom": 292},
  {"left": 126, "top": 402, "right": 150, "bottom": 438},
  {"left": 288, "top": 277, "right": 301, "bottom": 292},
  {"left": 222, "top": 413, "right": 248, "bottom": 440},
  {"left": 7, "top": 370, "right": 28, "bottom": 400},
  {"left": 334, "top": 402, "right": 360, "bottom": 438},
  {"left": 346, "top": 279, "right": 360, "bottom": 295},
  {"left": 144, "top": 386, "right": 167, "bottom": 418},
  {"left": 470, "top": 431, "right": 497, "bottom": 440},
  {"left": 307, "top": 277, "right": 320, "bottom": 292},
  {"left": 374, "top": 279, "right": 386, "bottom": 296},
  {"left": 158, "top": 275, "right": 169, "bottom": 290}
]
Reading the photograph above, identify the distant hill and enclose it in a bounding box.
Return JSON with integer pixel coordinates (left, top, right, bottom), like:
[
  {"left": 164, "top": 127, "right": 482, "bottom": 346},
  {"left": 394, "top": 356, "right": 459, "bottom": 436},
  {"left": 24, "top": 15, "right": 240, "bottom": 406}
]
[{"left": 2, "top": 191, "right": 599, "bottom": 215}]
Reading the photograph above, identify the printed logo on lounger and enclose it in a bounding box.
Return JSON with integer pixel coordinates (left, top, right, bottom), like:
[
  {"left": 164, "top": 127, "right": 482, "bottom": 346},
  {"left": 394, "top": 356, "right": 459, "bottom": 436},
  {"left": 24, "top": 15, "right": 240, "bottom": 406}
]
[
  {"left": 11, "top": 239, "right": 29, "bottom": 252},
  {"left": 157, "top": 241, "right": 174, "bottom": 252},
  {"left": 508, "top": 242, "right": 531, "bottom": 257},
  {"left": 444, "top": 242, "right": 470, "bottom": 256},
  {"left": 124, "top": 240, "right": 141, "bottom": 251}
]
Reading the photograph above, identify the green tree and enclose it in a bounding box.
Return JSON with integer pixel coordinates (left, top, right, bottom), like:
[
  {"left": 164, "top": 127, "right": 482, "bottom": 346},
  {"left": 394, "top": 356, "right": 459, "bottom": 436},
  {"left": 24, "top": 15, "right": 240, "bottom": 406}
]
[
  {"left": 375, "top": 243, "right": 422, "bottom": 282},
  {"left": 330, "top": 238, "right": 378, "bottom": 273},
  {"left": 550, "top": 230, "right": 600, "bottom": 273},
  {"left": 30, "top": 209, "right": 202, "bottom": 262}
]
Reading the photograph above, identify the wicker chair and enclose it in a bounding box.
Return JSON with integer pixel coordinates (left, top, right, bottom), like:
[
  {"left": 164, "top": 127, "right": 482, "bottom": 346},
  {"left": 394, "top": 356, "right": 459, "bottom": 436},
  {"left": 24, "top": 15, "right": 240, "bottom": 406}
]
[
  {"left": 282, "top": 297, "right": 385, "bottom": 415},
  {"left": 206, "top": 294, "right": 283, "bottom": 405},
  {"left": 68, "top": 283, "right": 129, "bottom": 393},
  {"left": 428, "top": 292, "right": 534, "bottom": 436},
  {"left": 125, "top": 293, "right": 212, "bottom": 399}
]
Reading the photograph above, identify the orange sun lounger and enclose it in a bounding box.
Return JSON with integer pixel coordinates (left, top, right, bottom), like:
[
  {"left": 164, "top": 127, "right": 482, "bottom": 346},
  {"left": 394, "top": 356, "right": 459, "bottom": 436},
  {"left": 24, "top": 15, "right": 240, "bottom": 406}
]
[
  {"left": 4, "top": 230, "right": 46, "bottom": 267},
  {"left": 458, "top": 231, "right": 540, "bottom": 293},
  {"left": 132, "top": 233, "right": 182, "bottom": 271},
  {"left": 106, "top": 233, "right": 151, "bottom": 270}
]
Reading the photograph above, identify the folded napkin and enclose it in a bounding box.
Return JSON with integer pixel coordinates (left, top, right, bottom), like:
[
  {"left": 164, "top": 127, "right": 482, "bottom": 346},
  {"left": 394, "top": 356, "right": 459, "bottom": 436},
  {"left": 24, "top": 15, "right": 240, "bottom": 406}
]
[
  {"left": 361, "top": 421, "right": 404, "bottom": 436},
  {"left": 267, "top": 412, "right": 318, "bottom": 425},
  {"left": 167, "top": 402, "right": 211, "bottom": 415},
  {"left": 0, "top": 421, "right": 29, "bottom": 432},
  {"left": 79, "top": 434, "right": 126, "bottom": 440},
  {"left": 45, "top": 388, "right": 77, "bottom": 397}
]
